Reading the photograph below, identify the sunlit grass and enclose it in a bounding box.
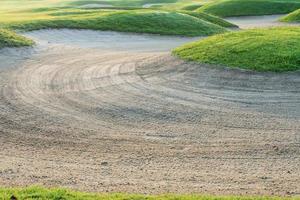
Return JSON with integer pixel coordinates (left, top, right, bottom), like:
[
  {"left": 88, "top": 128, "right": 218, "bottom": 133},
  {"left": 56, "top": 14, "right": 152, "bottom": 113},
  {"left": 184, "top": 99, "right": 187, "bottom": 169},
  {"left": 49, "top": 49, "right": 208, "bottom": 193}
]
[
  {"left": 281, "top": 9, "right": 300, "bottom": 22},
  {"left": 197, "top": 0, "right": 300, "bottom": 17},
  {"left": 0, "top": 29, "right": 34, "bottom": 49},
  {"left": 1, "top": 186, "right": 299, "bottom": 200},
  {"left": 0, "top": 0, "right": 213, "bottom": 11},
  {"left": 178, "top": 10, "right": 238, "bottom": 27},
  {"left": 0, "top": 6, "right": 228, "bottom": 36},
  {"left": 173, "top": 27, "right": 300, "bottom": 72}
]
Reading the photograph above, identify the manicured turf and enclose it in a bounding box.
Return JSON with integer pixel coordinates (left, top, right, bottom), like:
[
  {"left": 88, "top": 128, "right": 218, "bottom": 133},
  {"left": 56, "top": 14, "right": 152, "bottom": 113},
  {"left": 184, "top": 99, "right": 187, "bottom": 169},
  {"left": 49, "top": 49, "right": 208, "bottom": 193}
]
[
  {"left": 1, "top": 186, "right": 299, "bottom": 200},
  {"left": 173, "top": 27, "right": 300, "bottom": 72},
  {"left": 281, "top": 9, "right": 300, "bottom": 22},
  {"left": 0, "top": 0, "right": 233, "bottom": 36},
  {"left": 0, "top": 29, "right": 33, "bottom": 49},
  {"left": 197, "top": 0, "right": 300, "bottom": 17},
  {"left": 179, "top": 10, "right": 238, "bottom": 28},
  {"left": 0, "top": 0, "right": 212, "bottom": 13},
  {"left": 1, "top": 9, "right": 227, "bottom": 36},
  {"left": 181, "top": 4, "right": 203, "bottom": 11},
  {"left": 65, "top": 0, "right": 177, "bottom": 7}
]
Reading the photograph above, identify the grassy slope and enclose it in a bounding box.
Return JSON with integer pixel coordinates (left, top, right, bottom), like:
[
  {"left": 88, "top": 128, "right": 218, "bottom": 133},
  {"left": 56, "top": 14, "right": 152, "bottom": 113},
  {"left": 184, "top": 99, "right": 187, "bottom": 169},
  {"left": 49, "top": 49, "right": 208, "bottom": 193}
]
[
  {"left": 0, "top": 0, "right": 213, "bottom": 13},
  {"left": 0, "top": 0, "right": 232, "bottom": 36},
  {"left": 65, "top": 0, "right": 178, "bottom": 7},
  {"left": 179, "top": 10, "right": 238, "bottom": 27},
  {"left": 181, "top": 4, "right": 203, "bottom": 11},
  {"left": 1, "top": 186, "right": 299, "bottom": 200},
  {"left": 281, "top": 9, "right": 300, "bottom": 22},
  {"left": 0, "top": 29, "right": 33, "bottom": 49},
  {"left": 197, "top": 0, "right": 300, "bottom": 17},
  {"left": 173, "top": 27, "right": 300, "bottom": 72},
  {"left": 1, "top": 9, "right": 227, "bottom": 36}
]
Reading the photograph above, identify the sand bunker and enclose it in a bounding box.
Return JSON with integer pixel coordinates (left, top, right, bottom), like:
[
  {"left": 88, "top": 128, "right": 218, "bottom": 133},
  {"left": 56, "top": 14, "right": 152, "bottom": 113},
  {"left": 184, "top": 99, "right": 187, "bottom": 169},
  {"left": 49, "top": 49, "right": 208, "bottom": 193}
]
[
  {"left": 142, "top": 3, "right": 168, "bottom": 8},
  {"left": 78, "top": 3, "right": 114, "bottom": 8},
  {"left": 225, "top": 14, "right": 299, "bottom": 29},
  {"left": 0, "top": 28, "right": 299, "bottom": 195},
  {"left": 23, "top": 29, "right": 199, "bottom": 52}
]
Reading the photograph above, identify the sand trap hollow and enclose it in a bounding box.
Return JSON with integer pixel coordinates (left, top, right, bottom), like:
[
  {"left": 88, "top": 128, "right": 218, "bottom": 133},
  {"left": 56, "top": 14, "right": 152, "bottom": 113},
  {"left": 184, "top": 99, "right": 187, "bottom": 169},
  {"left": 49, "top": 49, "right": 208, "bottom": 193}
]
[
  {"left": 78, "top": 3, "right": 114, "bottom": 8},
  {"left": 142, "top": 3, "right": 169, "bottom": 8},
  {"left": 226, "top": 15, "right": 299, "bottom": 29},
  {"left": 0, "top": 28, "right": 300, "bottom": 196},
  {"left": 22, "top": 29, "right": 200, "bottom": 52}
]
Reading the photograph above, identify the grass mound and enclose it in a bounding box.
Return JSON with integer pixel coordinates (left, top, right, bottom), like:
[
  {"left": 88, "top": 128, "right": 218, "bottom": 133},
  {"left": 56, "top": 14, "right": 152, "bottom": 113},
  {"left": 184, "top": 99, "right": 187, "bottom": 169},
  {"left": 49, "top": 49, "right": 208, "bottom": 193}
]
[
  {"left": 173, "top": 27, "right": 300, "bottom": 72},
  {"left": 181, "top": 4, "right": 203, "bottom": 11},
  {"left": 0, "top": 29, "right": 33, "bottom": 49},
  {"left": 281, "top": 9, "right": 300, "bottom": 22},
  {"left": 4, "top": 10, "right": 227, "bottom": 36},
  {"left": 0, "top": 186, "right": 298, "bottom": 200},
  {"left": 197, "top": 0, "right": 300, "bottom": 17},
  {"left": 179, "top": 10, "right": 238, "bottom": 28},
  {"left": 66, "top": 0, "right": 178, "bottom": 7}
]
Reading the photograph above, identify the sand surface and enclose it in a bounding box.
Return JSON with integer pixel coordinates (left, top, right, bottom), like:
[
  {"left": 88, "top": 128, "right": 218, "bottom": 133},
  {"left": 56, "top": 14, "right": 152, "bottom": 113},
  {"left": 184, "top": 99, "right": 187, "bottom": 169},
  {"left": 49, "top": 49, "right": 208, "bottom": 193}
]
[
  {"left": 78, "top": 4, "right": 114, "bottom": 8},
  {"left": 226, "top": 15, "right": 299, "bottom": 29},
  {"left": 142, "top": 3, "right": 167, "bottom": 8},
  {"left": 0, "top": 25, "right": 300, "bottom": 195}
]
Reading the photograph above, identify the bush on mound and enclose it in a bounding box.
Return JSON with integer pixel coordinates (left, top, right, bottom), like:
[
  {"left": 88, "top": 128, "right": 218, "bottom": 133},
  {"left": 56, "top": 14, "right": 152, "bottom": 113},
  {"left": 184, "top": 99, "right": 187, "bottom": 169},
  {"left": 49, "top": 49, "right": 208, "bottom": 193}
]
[
  {"left": 281, "top": 9, "right": 300, "bottom": 22},
  {"left": 0, "top": 29, "right": 33, "bottom": 49},
  {"left": 173, "top": 27, "right": 300, "bottom": 72},
  {"left": 197, "top": 0, "right": 300, "bottom": 17},
  {"left": 6, "top": 10, "right": 227, "bottom": 36}
]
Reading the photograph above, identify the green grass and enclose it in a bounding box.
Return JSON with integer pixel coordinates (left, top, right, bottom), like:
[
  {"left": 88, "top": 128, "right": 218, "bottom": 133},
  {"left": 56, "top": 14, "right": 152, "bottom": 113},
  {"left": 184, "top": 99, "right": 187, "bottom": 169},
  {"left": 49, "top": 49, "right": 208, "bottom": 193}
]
[
  {"left": 0, "top": 0, "right": 213, "bottom": 12},
  {"left": 197, "top": 0, "right": 300, "bottom": 17},
  {"left": 281, "top": 9, "right": 300, "bottom": 22},
  {"left": 179, "top": 10, "right": 238, "bottom": 28},
  {"left": 1, "top": 186, "right": 299, "bottom": 200},
  {"left": 0, "top": 0, "right": 231, "bottom": 36},
  {"left": 1, "top": 9, "right": 227, "bottom": 36},
  {"left": 65, "top": 0, "right": 178, "bottom": 7},
  {"left": 180, "top": 4, "right": 203, "bottom": 11},
  {"left": 0, "top": 29, "right": 33, "bottom": 49},
  {"left": 173, "top": 27, "right": 300, "bottom": 72}
]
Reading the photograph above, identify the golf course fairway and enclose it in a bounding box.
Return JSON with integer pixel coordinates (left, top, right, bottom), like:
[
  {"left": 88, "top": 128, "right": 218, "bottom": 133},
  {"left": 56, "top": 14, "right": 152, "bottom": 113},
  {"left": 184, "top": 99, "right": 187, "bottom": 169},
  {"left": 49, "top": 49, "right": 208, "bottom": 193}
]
[{"left": 0, "top": 0, "right": 300, "bottom": 198}]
